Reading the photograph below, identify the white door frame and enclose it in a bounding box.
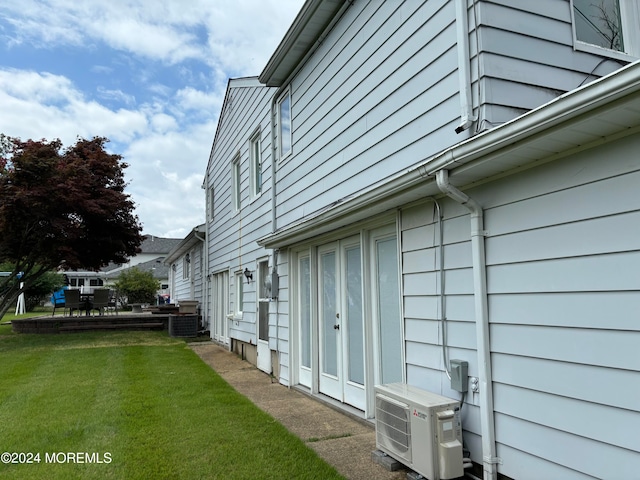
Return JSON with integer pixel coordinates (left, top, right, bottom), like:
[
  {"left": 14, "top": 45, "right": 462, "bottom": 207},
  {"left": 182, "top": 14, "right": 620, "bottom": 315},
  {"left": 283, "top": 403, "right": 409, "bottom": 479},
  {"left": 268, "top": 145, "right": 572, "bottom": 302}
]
[
  {"left": 256, "top": 257, "right": 271, "bottom": 374},
  {"left": 210, "top": 270, "right": 229, "bottom": 345},
  {"left": 290, "top": 215, "right": 402, "bottom": 417}
]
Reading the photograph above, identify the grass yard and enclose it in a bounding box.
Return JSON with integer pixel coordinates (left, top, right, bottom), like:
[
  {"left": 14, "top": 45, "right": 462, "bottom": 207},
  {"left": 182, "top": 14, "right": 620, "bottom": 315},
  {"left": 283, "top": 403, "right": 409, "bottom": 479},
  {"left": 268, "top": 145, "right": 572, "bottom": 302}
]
[{"left": 0, "top": 327, "right": 343, "bottom": 479}]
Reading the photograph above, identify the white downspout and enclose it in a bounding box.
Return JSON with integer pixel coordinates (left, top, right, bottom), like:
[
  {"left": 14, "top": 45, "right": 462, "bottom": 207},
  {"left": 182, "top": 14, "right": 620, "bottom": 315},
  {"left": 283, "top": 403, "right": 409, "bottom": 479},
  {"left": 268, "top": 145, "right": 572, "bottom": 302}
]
[
  {"left": 194, "top": 229, "right": 207, "bottom": 330},
  {"left": 435, "top": 169, "right": 499, "bottom": 480},
  {"left": 455, "top": 0, "right": 477, "bottom": 134}
]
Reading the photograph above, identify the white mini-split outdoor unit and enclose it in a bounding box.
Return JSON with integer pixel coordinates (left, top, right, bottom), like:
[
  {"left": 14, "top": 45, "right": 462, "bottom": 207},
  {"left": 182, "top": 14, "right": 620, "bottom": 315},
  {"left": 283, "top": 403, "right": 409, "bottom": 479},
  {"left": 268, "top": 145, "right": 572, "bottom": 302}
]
[{"left": 375, "top": 383, "right": 464, "bottom": 480}]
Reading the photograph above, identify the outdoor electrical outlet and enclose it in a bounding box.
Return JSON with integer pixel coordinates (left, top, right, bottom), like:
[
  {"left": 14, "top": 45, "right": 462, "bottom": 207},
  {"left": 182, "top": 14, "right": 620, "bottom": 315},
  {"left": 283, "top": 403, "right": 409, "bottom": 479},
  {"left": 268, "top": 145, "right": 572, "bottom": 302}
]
[
  {"left": 450, "top": 359, "right": 468, "bottom": 393},
  {"left": 470, "top": 377, "right": 479, "bottom": 393}
]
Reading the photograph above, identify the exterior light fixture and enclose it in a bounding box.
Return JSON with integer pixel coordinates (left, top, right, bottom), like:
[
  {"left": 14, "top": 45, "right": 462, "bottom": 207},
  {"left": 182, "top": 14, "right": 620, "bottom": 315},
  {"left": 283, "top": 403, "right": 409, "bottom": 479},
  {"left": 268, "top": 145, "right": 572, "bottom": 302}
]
[{"left": 243, "top": 268, "right": 253, "bottom": 284}]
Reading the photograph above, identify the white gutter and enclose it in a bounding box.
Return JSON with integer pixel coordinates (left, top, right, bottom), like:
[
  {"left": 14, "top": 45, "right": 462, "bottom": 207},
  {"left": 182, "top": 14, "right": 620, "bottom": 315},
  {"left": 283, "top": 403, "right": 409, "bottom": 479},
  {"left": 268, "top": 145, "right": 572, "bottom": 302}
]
[
  {"left": 454, "top": 0, "right": 476, "bottom": 134},
  {"left": 258, "top": 60, "right": 640, "bottom": 249},
  {"left": 435, "top": 169, "right": 498, "bottom": 480}
]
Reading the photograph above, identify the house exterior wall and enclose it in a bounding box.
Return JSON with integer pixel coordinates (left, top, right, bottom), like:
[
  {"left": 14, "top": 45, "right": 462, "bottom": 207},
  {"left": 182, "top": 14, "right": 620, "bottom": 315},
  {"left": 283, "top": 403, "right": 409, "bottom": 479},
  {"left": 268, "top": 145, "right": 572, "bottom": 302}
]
[
  {"left": 399, "top": 134, "right": 640, "bottom": 479},
  {"left": 204, "top": 1, "right": 640, "bottom": 477},
  {"left": 475, "top": 0, "right": 629, "bottom": 128},
  {"left": 167, "top": 242, "right": 204, "bottom": 312},
  {"left": 274, "top": 0, "right": 464, "bottom": 230},
  {"left": 205, "top": 79, "right": 279, "bottom": 357},
  {"left": 273, "top": 0, "right": 635, "bottom": 235}
]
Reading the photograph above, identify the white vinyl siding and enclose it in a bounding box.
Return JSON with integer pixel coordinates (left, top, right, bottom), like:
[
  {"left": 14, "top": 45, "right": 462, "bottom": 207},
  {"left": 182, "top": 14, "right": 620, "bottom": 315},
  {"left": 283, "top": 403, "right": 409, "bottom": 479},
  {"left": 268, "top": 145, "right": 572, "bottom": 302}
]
[
  {"left": 474, "top": 1, "right": 636, "bottom": 128},
  {"left": 172, "top": 246, "right": 202, "bottom": 302},
  {"left": 274, "top": 0, "right": 461, "bottom": 230},
  {"left": 400, "top": 133, "right": 640, "bottom": 479},
  {"left": 205, "top": 79, "right": 280, "bottom": 357}
]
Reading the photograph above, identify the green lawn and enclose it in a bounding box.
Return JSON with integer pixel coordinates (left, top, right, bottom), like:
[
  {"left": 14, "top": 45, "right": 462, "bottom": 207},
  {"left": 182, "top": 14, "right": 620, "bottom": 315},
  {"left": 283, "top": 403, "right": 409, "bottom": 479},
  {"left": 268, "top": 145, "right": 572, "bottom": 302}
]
[{"left": 0, "top": 326, "right": 343, "bottom": 479}]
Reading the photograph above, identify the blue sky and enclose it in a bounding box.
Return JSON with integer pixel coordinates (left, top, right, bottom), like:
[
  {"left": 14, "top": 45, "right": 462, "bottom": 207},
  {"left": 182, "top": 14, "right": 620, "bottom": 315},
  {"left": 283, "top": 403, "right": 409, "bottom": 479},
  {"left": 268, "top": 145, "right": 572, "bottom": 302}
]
[{"left": 0, "top": 0, "right": 304, "bottom": 238}]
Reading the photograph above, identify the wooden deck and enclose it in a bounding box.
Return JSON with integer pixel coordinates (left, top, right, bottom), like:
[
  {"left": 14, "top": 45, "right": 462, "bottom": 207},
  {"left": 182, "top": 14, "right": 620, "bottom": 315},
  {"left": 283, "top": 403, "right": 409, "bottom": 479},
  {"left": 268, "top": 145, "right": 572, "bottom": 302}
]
[{"left": 11, "top": 313, "right": 171, "bottom": 334}]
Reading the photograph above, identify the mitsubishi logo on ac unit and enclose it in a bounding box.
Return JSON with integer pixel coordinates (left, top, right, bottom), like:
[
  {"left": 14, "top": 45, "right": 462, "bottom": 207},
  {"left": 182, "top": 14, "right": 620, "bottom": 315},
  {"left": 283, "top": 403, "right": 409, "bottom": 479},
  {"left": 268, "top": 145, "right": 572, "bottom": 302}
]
[{"left": 413, "top": 408, "right": 428, "bottom": 420}]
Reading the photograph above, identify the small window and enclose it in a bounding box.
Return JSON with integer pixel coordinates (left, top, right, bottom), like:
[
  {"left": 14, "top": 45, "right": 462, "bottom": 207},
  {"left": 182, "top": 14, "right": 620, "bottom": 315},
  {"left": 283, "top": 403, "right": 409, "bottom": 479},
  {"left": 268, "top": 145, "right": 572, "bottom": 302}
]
[
  {"left": 278, "top": 91, "right": 292, "bottom": 159},
  {"left": 235, "top": 271, "right": 244, "bottom": 315},
  {"left": 89, "top": 279, "right": 104, "bottom": 287},
  {"left": 183, "top": 254, "right": 191, "bottom": 280},
  {"left": 208, "top": 186, "right": 215, "bottom": 222},
  {"left": 232, "top": 154, "right": 241, "bottom": 211},
  {"left": 249, "top": 130, "right": 262, "bottom": 197},
  {"left": 573, "top": 0, "right": 639, "bottom": 57}
]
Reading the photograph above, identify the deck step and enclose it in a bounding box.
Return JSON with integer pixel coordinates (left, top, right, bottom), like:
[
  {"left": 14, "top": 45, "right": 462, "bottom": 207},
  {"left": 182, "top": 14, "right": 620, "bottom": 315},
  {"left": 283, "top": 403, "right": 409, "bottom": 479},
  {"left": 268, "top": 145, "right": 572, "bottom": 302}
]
[{"left": 59, "top": 322, "right": 164, "bottom": 331}]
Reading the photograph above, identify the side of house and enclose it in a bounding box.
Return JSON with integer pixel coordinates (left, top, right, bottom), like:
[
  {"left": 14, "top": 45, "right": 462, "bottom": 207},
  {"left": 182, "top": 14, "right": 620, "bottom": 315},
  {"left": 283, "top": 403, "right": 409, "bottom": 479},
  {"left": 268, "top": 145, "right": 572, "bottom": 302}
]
[
  {"left": 165, "top": 224, "right": 205, "bottom": 315},
  {"left": 205, "top": 1, "right": 640, "bottom": 479},
  {"left": 205, "top": 77, "right": 279, "bottom": 371}
]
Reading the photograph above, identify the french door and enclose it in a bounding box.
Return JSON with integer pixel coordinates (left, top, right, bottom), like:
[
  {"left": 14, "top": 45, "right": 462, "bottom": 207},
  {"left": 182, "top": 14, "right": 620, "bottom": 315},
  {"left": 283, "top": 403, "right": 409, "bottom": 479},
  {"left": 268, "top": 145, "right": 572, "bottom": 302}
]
[
  {"left": 295, "top": 224, "right": 402, "bottom": 414},
  {"left": 317, "top": 236, "right": 365, "bottom": 409}
]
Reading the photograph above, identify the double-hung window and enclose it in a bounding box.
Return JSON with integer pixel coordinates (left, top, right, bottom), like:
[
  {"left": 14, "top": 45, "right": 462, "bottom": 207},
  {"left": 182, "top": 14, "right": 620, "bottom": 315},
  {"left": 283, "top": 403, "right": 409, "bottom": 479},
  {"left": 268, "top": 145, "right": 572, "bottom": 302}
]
[
  {"left": 249, "top": 130, "right": 262, "bottom": 198},
  {"left": 232, "top": 154, "right": 241, "bottom": 212},
  {"left": 208, "top": 186, "right": 214, "bottom": 222},
  {"left": 183, "top": 254, "right": 191, "bottom": 280},
  {"left": 278, "top": 90, "right": 292, "bottom": 160},
  {"left": 234, "top": 270, "right": 244, "bottom": 316},
  {"left": 573, "top": 0, "right": 640, "bottom": 57}
]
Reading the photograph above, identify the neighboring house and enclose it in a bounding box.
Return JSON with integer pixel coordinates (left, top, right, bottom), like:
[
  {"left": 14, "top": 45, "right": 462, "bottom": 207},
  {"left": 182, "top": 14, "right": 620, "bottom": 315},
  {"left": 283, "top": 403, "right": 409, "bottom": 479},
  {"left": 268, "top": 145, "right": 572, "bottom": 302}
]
[
  {"left": 205, "top": 2, "right": 640, "bottom": 479},
  {"left": 102, "top": 234, "right": 182, "bottom": 299},
  {"left": 164, "top": 224, "right": 206, "bottom": 317}
]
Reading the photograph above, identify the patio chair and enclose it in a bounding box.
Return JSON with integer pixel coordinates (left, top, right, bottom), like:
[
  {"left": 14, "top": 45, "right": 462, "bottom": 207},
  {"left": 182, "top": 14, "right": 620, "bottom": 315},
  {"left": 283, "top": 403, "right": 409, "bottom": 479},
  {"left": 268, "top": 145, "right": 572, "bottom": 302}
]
[
  {"left": 51, "top": 288, "right": 66, "bottom": 316},
  {"left": 63, "top": 289, "right": 82, "bottom": 317},
  {"left": 108, "top": 290, "right": 119, "bottom": 315},
  {"left": 91, "top": 289, "right": 110, "bottom": 316}
]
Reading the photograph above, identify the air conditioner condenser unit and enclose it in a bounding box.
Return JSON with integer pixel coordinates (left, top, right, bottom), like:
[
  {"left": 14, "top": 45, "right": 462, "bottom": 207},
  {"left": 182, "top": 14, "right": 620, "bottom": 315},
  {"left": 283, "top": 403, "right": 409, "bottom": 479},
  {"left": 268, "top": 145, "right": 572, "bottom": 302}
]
[{"left": 375, "top": 383, "right": 463, "bottom": 480}]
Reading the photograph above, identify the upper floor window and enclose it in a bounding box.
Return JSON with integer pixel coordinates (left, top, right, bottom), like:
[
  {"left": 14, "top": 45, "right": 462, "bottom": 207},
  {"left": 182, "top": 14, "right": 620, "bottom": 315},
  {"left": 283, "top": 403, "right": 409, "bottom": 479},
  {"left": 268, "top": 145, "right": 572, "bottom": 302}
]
[
  {"left": 278, "top": 91, "right": 292, "bottom": 159},
  {"left": 232, "top": 154, "right": 241, "bottom": 212},
  {"left": 208, "top": 186, "right": 215, "bottom": 222},
  {"left": 250, "top": 130, "right": 262, "bottom": 197},
  {"left": 573, "top": 0, "right": 640, "bottom": 57}
]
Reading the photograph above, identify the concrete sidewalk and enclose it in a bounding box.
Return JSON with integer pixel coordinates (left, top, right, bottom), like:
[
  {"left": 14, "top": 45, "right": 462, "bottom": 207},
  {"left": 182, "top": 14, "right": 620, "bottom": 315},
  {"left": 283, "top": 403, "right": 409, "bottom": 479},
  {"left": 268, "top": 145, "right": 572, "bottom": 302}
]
[{"left": 190, "top": 342, "right": 408, "bottom": 480}]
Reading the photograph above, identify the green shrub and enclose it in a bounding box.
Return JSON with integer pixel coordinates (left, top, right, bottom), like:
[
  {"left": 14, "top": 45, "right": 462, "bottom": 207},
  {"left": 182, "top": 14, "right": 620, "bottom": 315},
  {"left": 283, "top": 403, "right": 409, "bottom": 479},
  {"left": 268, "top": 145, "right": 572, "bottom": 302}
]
[{"left": 113, "top": 267, "right": 159, "bottom": 306}]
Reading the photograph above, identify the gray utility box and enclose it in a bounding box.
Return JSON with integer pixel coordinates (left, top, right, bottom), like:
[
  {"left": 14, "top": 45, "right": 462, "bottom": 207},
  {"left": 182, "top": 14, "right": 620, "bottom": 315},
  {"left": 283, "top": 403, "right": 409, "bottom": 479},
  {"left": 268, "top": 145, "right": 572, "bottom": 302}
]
[{"left": 168, "top": 314, "right": 198, "bottom": 338}]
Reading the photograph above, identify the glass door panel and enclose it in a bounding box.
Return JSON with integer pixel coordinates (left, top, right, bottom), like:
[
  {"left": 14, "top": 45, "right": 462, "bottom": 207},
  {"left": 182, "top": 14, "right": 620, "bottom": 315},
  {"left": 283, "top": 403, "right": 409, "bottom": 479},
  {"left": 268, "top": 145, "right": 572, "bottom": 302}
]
[
  {"left": 320, "top": 250, "right": 338, "bottom": 377},
  {"left": 318, "top": 244, "right": 341, "bottom": 400},
  {"left": 299, "top": 256, "right": 312, "bottom": 370},
  {"left": 345, "top": 245, "right": 364, "bottom": 385},
  {"left": 376, "top": 236, "right": 402, "bottom": 384}
]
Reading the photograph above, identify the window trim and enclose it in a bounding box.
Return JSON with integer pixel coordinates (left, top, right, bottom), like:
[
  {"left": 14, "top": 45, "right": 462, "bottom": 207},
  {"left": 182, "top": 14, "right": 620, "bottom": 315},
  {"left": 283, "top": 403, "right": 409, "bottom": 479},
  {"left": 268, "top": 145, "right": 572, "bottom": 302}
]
[
  {"left": 208, "top": 185, "right": 215, "bottom": 222},
  {"left": 234, "top": 270, "right": 244, "bottom": 317},
  {"left": 249, "top": 128, "right": 262, "bottom": 200},
  {"left": 183, "top": 254, "right": 191, "bottom": 280},
  {"left": 231, "top": 153, "right": 241, "bottom": 212},
  {"left": 277, "top": 89, "right": 292, "bottom": 161},
  {"left": 571, "top": 0, "right": 640, "bottom": 59}
]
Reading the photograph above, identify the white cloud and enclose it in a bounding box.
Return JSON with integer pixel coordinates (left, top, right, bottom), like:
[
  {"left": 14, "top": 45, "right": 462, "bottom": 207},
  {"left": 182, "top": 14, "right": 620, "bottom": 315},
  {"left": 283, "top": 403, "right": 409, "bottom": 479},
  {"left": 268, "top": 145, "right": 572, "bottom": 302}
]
[
  {"left": 0, "top": 68, "right": 148, "bottom": 145},
  {"left": 0, "top": 0, "right": 304, "bottom": 237}
]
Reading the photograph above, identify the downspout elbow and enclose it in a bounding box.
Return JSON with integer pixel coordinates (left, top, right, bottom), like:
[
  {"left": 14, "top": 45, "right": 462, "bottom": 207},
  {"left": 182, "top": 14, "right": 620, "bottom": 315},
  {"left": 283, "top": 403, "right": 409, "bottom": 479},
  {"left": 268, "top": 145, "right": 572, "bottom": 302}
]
[{"left": 435, "top": 170, "right": 480, "bottom": 216}]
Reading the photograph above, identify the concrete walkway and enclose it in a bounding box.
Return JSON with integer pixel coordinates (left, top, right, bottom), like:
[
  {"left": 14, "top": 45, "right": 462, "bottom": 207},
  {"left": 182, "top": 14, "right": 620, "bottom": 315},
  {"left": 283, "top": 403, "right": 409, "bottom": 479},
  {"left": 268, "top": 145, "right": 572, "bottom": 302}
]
[{"left": 190, "top": 342, "right": 408, "bottom": 480}]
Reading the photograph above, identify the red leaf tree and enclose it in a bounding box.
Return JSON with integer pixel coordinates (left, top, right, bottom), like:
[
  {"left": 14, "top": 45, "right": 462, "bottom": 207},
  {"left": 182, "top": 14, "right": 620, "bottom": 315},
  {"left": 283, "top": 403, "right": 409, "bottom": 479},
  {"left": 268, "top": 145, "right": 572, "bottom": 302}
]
[{"left": 0, "top": 135, "right": 143, "bottom": 318}]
